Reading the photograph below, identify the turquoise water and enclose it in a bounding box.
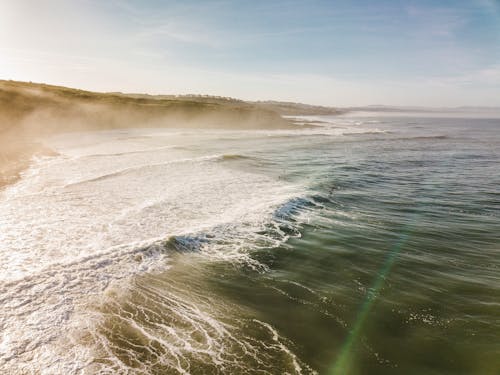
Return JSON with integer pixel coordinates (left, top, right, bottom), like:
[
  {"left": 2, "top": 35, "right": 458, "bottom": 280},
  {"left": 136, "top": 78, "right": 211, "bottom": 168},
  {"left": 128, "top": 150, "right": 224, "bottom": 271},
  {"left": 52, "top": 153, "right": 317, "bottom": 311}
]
[{"left": 1, "top": 114, "right": 499, "bottom": 374}]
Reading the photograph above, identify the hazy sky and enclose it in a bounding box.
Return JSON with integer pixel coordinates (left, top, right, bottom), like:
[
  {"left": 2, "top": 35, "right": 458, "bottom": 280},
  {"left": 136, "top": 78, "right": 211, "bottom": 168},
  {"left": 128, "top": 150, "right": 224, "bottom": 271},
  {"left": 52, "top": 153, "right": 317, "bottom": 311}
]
[{"left": 1, "top": 0, "right": 499, "bottom": 106}]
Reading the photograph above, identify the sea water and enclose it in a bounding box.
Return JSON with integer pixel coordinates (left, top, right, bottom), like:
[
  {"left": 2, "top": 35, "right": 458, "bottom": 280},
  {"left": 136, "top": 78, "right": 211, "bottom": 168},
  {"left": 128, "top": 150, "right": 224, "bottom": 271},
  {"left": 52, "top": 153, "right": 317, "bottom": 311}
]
[{"left": 0, "top": 113, "right": 499, "bottom": 374}]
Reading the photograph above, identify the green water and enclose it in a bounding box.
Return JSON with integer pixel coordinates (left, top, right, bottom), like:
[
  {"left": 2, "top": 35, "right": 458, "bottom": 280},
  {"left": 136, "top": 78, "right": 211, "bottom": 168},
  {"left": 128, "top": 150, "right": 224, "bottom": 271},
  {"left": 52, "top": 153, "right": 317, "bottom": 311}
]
[{"left": 82, "top": 115, "right": 500, "bottom": 374}]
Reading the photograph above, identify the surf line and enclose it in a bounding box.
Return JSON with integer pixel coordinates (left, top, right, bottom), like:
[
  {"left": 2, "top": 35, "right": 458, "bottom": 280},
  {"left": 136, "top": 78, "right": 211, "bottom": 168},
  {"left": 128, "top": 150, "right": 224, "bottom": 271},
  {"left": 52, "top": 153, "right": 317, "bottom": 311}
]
[{"left": 329, "top": 216, "right": 417, "bottom": 375}]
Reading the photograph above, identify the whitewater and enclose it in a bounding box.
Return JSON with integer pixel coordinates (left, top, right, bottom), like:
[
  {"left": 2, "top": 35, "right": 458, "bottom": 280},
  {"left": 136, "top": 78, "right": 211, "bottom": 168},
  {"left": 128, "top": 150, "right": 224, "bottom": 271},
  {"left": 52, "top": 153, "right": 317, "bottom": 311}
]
[
  {"left": 2, "top": 115, "right": 498, "bottom": 374},
  {"left": 2, "top": 122, "right": 373, "bottom": 373}
]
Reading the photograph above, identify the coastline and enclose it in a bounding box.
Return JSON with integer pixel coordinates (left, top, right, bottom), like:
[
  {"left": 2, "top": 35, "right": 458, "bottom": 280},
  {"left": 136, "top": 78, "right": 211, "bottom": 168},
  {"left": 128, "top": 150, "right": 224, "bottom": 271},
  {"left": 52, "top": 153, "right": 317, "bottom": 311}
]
[
  {"left": 0, "top": 80, "right": 345, "bottom": 191},
  {"left": 0, "top": 80, "right": 339, "bottom": 191},
  {"left": 0, "top": 138, "right": 57, "bottom": 190},
  {"left": 0, "top": 80, "right": 292, "bottom": 191}
]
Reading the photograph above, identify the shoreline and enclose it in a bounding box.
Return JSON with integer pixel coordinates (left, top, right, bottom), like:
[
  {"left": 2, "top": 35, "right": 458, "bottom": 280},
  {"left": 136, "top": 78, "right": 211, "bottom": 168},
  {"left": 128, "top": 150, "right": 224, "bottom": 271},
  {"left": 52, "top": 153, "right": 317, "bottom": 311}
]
[
  {"left": 0, "top": 139, "right": 57, "bottom": 191},
  {"left": 0, "top": 80, "right": 345, "bottom": 191}
]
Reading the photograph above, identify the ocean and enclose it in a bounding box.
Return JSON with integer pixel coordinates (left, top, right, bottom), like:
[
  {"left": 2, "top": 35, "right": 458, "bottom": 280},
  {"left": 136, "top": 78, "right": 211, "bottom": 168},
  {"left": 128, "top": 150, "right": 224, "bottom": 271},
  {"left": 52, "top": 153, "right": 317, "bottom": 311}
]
[{"left": 0, "top": 113, "right": 499, "bottom": 374}]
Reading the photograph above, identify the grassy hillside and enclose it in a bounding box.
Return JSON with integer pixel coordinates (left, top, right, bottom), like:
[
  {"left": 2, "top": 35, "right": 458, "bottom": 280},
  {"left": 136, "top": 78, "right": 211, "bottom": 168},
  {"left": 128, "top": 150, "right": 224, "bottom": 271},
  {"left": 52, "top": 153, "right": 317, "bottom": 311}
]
[
  {"left": 253, "top": 100, "right": 344, "bottom": 116},
  {"left": 0, "top": 80, "right": 292, "bottom": 136},
  {"left": 0, "top": 80, "right": 292, "bottom": 187}
]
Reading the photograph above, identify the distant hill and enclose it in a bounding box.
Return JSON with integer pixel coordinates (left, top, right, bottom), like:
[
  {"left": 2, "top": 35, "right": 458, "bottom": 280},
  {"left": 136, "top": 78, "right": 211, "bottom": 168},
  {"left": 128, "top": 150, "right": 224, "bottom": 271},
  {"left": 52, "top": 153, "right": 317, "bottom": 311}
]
[
  {"left": 0, "top": 80, "right": 293, "bottom": 138},
  {"left": 253, "top": 100, "right": 344, "bottom": 116},
  {"left": 109, "top": 92, "right": 246, "bottom": 105},
  {"left": 108, "top": 95, "right": 345, "bottom": 116},
  {"left": 0, "top": 80, "right": 293, "bottom": 187}
]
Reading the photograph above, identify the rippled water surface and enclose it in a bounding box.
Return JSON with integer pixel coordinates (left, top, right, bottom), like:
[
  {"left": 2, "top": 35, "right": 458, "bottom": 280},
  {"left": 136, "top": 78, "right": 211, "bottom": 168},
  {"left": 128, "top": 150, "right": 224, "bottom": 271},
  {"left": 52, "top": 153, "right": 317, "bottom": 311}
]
[{"left": 1, "top": 114, "right": 499, "bottom": 374}]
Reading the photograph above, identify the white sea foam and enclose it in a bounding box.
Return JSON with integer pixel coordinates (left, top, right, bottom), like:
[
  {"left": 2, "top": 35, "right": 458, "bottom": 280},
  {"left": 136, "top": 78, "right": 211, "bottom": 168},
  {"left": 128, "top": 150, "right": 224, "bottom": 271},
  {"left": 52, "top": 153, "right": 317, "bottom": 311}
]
[
  {"left": 281, "top": 115, "right": 387, "bottom": 136},
  {"left": 0, "top": 128, "right": 309, "bottom": 373}
]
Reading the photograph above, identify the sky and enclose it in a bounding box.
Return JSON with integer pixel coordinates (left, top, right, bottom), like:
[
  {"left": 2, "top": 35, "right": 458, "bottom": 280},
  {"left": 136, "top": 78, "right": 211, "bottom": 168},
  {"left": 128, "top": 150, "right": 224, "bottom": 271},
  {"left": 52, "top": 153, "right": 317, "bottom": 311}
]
[{"left": 1, "top": 0, "right": 499, "bottom": 106}]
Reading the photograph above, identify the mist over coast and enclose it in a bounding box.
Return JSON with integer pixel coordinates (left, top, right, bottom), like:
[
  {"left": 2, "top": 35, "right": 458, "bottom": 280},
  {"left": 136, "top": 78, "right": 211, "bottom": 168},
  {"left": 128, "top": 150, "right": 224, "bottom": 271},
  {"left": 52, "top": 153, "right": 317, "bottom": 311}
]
[{"left": 0, "top": 80, "right": 294, "bottom": 187}]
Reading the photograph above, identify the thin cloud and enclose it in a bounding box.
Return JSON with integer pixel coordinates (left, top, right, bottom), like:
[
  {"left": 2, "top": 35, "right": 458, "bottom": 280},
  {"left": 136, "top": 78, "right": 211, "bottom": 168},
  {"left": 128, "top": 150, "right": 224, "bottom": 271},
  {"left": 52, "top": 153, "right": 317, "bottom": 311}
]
[
  {"left": 405, "top": 4, "right": 468, "bottom": 38},
  {"left": 134, "top": 23, "right": 222, "bottom": 48}
]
